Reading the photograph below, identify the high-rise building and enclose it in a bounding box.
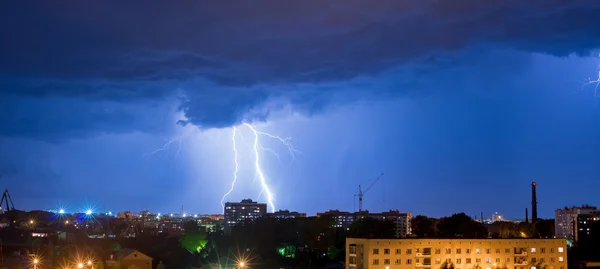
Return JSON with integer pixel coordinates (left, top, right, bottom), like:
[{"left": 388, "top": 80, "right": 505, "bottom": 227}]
[
  {"left": 555, "top": 205, "right": 599, "bottom": 242},
  {"left": 346, "top": 238, "right": 567, "bottom": 269},
  {"left": 224, "top": 199, "right": 267, "bottom": 235}
]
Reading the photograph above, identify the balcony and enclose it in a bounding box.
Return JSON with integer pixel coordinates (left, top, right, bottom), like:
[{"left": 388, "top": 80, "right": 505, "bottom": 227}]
[
  {"left": 416, "top": 253, "right": 431, "bottom": 257},
  {"left": 514, "top": 261, "right": 529, "bottom": 266},
  {"left": 415, "top": 263, "right": 431, "bottom": 268},
  {"left": 513, "top": 252, "right": 528, "bottom": 257}
]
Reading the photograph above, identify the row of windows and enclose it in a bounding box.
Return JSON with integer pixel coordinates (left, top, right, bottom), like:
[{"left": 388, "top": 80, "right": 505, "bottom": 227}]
[
  {"left": 372, "top": 247, "right": 564, "bottom": 255},
  {"left": 371, "top": 257, "right": 565, "bottom": 266}
]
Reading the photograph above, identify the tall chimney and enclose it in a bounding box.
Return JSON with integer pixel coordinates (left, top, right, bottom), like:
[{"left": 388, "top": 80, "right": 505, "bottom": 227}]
[
  {"left": 531, "top": 182, "right": 538, "bottom": 222},
  {"left": 525, "top": 208, "right": 529, "bottom": 223}
]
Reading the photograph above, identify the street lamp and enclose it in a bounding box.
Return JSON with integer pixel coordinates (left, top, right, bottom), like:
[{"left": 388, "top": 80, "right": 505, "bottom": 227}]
[
  {"left": 239, "top": 261, "right": 245, "bottom": 268},
  {"left": 78, "top": 263, "right": 84, "bottom": 268},
  {"left": 33, "top": 258, "right": 39, "bottom": 269}
]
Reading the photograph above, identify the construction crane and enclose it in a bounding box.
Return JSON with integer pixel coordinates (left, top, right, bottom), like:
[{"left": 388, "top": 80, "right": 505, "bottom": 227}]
[
  {"left": 0, "top": 189, "right": 16, "bottom": 227},
  {"left": 0, "top": 189, "right": 15, "bottom": 214},
  {"left": 355, "top": 173, "right": 384, "bottom": 212}
]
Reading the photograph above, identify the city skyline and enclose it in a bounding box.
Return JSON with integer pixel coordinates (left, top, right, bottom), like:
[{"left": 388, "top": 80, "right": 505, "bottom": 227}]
[{"left": 2, "top": 1, "right": 600, "bottom": 218}]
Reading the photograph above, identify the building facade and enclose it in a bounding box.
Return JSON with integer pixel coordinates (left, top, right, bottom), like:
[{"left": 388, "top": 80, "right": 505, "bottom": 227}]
[
  {"left": 346, "top": 238, "right": 567, "bottom": 269},
  {"left": 224, "top": 199, "right": 267, "bottom": 234},
  {"left": 554, "top": 205, "right": 599, "bottom": 242}
]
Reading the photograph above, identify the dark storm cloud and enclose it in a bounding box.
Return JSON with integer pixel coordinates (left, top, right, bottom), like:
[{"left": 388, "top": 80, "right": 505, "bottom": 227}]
[{"left": 1, "top": 0, "right": 600, "bottom": 136}]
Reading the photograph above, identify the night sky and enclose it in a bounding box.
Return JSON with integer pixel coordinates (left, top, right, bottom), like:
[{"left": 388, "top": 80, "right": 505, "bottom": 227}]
[{"left": 1, "top": 1, "right": 600, "bottom": 218}]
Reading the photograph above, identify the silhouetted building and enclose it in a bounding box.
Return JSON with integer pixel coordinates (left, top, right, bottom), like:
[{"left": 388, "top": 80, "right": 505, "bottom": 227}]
[
  {"left": 265, "top": 209, "right": 306, "bottom": 219},
  {"left": 317, "top": 210, "right": 412, "bottom": 238},
  {"left": 106, "top": 249, "right": 152, "bottom": 269},
  {"left": 555, "top": 205, "right": 599, "bottom": 243},
  {"left": 368, "top": 210, "right": 412, "bottom": 238},
  {"left": 576, "top": 213, "right": 600, "bottom": 243},
  {"left": 318, "top": 210, "right": 356, "bottom": 230},
  {"left": 224, "top": 199, "right": 266, "bottom": 235}
]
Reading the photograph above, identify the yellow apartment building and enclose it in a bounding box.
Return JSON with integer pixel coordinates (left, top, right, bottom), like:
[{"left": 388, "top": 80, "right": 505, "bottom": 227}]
[{"left": 346, "top": 238, "right": 567, "bottom": 269}]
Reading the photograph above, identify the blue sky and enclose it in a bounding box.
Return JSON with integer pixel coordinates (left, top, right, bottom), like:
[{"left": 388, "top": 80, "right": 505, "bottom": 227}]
[{"left": 1, "top": 1, "right": 600, "bottom": 218}]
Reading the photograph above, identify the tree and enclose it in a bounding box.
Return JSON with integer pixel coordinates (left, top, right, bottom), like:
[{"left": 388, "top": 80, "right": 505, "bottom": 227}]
[
  {"left": 110, "top": 242, "right": 121, "bottom": 252},
  {"left": 437, "top": 213, "right": 487, "bottom": 238},
  {"left": 114, "top": 256, "right": 124, "bottom": 269},
  {"left": 180, "top": 230, "right": 209, "bottom": 254},
  {"left": 412, "top": 215, "right": 436, "bottom": 238},
  {"left": 533, "top": 261, "right": 547, "bottom": 269},
  {"left": 348, "top": 218, "right": 395, "bottom": 239},
  {"left": 440, "top": 261, "right": 455, "bottom": 269}
]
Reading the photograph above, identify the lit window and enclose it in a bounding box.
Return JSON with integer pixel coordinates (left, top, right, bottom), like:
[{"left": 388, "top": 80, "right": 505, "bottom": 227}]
[
  {"left": 476, "top": 248, "right": 481, "bottom": 254},
  {"left": 559, "top": 257, "right": 564, "bottom": 262},
  {"left": 531, "top": 267, "right": 536, "bottom": 269},
  {"left": 558, "top": 247, "right": 564, "bottom": 253},
  {"left": 531, "top": 248, "right": 536, "bottom": 253}
]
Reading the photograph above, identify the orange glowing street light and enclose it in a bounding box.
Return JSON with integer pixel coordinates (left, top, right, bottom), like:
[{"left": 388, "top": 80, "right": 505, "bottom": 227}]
[{"left": 78, "top": 263, "right": 84, "bottom": 268}]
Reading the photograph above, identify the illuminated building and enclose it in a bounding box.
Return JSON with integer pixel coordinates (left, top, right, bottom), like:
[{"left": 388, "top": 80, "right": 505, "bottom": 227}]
[
  {"left": 265, "top": 209, "right": 307, "bottom": 219},
  {"left": 492, "top": 212, "right": 505, "bottom": 223},
  {"left": 317, "top": 210, "right": 355, "bottom": 229},
  {"left": 346, "top": 238, "right": 567, "bottom": 269},
  {"left": 574, "top": 213, "right": 600, "bottom": 243},
  {"left": 224, "top": 199, "right": 267, "bottom": 235},
  {"left": 554, "top": 205, "right": 599, "bottom": 242}
]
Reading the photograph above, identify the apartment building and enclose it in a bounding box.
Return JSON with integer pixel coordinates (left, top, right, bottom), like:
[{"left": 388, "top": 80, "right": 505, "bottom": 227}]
[
  {"left": 346, "top": 238, "right": 567, "bottom": 269},
  {"left": 224, "top": 199, "right": 267, "bottom": 235},
  {"left": 317, "top": 210, "right": 412, "bottom": 238},
  {"left": 555, "top": 205, "right": 599, "bottom": 243}
]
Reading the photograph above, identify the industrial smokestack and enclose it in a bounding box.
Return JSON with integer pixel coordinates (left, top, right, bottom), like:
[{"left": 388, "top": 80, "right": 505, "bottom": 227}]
[
  {"left": 525, "top": 208, "right": 528, "bottom": 223},
  {"left": 531, "top": 182, "right": 538, "bottom": 223}
]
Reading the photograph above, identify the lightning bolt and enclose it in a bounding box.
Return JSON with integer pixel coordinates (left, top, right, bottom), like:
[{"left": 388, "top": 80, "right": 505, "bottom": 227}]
[
  {"left": 147, "top": 136, "right": 183, "bottom": 160},
  {"left": 220, "top": 123, "right": 300, "bottom": 213},
  {"left": 244, "top": 123, "right": 277, "bottom": 212},
  {"left": 581, "top": 69, "right": 600, "bottom": 101},
  {"left": 221, "top": 127, "right": 240, "bottom": 208}
]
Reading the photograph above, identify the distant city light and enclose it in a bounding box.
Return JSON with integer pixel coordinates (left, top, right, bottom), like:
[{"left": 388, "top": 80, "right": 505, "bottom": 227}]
[
  {"left": 183, "top": 213, "right": 187, "bottom": 217},
  {"left": 194, "top": 214, "right": 198, "bottom": 218},
  {"left": 157, "top": 213, "right": 161, "bottom": 216},
  {"left": 58, "top": 209, "right": 65, "bottom": 214},
  {"left": 170, "top": 214, "right": 173, "bottom": 217},
  {"left": 86, "top": 210, "right": 92, "bottom": 215},
  {"left": 108, "top": 211, "right": 112, "bottom": 215}
]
